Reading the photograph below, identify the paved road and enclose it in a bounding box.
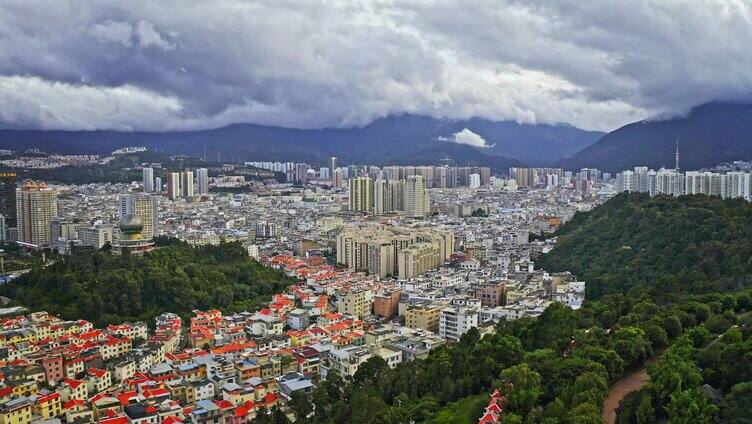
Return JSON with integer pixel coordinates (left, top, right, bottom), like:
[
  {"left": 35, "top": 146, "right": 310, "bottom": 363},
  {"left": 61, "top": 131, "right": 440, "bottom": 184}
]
[{"left": 601, "top": 368, "right": 649, "bottom": 424}]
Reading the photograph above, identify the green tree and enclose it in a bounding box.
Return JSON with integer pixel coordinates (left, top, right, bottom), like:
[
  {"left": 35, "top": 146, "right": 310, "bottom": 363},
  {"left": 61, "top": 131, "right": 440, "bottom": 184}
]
[{"left": 497, "top": 364, "right": 542, "bottom": 418}]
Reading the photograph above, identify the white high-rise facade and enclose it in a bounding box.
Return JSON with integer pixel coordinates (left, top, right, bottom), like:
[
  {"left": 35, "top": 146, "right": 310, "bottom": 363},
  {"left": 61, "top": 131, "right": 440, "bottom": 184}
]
[
  {"left": 723, "top": 172, "right": 751, "bottom": 200},
  {"left": 469, "top": 174, "right": 481, "bottom": 189},
  {"left": 142, "top": 168, "right": 154, "bottom": 193},
  {"left": 196, "top": 168, "right": 209, "bottom": 195}
]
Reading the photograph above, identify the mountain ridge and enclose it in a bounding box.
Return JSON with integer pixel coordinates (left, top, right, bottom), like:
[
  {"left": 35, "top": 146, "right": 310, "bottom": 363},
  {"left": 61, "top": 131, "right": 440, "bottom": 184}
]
[
  {"left": 0, "top": 114, "right": 602, "bottom": 169},
  {"left": 559, "top": 102, "right": 752, "bottom": 172}
]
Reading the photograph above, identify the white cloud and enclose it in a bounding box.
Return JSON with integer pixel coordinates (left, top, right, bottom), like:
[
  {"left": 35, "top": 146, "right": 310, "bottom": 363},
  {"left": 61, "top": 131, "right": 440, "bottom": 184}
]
[
  {"left": 451, "top": 128, "right": 491, "bottom": 148},
  {"left": 0, "top": 0, "right": 750, "bottom": 132}
]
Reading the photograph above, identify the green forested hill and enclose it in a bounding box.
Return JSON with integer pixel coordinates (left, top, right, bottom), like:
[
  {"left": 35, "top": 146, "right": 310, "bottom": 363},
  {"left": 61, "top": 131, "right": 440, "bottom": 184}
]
[
  {"left": 537, "top": 192, "right": 752, "bottom": 299},
  {"left": 0, "top": 242, "right": 294, "bottom": 326}
]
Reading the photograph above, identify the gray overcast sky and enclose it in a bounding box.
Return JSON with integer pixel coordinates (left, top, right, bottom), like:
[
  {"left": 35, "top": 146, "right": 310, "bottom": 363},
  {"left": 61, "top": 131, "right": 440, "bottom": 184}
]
[{"left": 1, "top": 0, "right": 751, "bottom": 132}]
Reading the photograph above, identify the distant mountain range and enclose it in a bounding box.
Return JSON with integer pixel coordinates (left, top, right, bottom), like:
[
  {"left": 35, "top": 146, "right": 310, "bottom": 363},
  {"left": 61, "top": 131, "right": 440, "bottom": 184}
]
[
  {"left": 559, "top": 102, "right": 752, "bottom": 172},
  {"left": 0, "top": 114, "right": 603, "bottom": 169}
]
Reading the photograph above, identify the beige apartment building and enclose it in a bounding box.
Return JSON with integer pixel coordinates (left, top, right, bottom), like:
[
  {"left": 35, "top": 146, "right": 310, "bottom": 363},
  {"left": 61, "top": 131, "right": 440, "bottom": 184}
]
[
  {"left": 405, "top": 304, "right": 444, "bottom": 332},
  {"left": 16, "top": 181, "right": 58, "bottom": 249},
  {"left": 398, "top": 243, "right": 441, "bottom": 280}
]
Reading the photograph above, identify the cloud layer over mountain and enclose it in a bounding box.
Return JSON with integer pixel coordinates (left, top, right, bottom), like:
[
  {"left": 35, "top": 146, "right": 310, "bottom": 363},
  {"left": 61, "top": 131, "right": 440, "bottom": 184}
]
[{"left": 1, "top": 0, "right": 751, "bottom": 132}]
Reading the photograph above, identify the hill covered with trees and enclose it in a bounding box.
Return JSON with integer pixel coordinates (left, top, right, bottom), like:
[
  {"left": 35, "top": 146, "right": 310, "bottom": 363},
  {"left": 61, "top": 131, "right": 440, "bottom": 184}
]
[
  {"left": 536, "top": 192, "right": 752, "bottom": 299},
  {"left": 559, "top": 102, "right": 752, "bottom": 172},
  {"left": 0, "top": 242, "right": 294, "bottom": 326}
]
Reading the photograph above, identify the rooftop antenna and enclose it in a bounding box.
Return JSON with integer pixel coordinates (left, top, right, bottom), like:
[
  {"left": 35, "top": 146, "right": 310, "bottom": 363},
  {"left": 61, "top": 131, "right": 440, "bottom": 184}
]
[{"left": 675, "top": 138, "right": 680, "bottom": 171}]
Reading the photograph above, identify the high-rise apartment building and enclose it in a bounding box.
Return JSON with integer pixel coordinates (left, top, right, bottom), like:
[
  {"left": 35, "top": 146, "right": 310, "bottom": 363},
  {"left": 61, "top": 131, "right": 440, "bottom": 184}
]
[
  {"left": 514, "top": 168, "right": 537, "bottom": 188},
  {"left": 118, "top": 194, "right": 159, "bottom": 240},
  {"left": 469, "top": 174, "right": 481, "bottom": 189},
  {"left": 0, "top": 173, "right": 18, "bottom": 233},
  {"left": 348, "top": 177, "right": 373, "bottom": 212},
  {"left": 373, "top": 179, "right": 393, "bottom": 215},
  {"left": 154, "top": 177, "right": 162, "bottom": 193},
  {"left": 16, "top": 181, "right": 58, "bottom": 249},
  {"left": 196, "top": 168, "right": 209, "bottom": 195},
  {"left": 142, "top": 168, "right": 154, "bottom": 193},
  {"left": 724, "top": 172, "right": 751, "bottom": 200},
  {"left": 397, "top": 243, "right": 441, "bottom": 279},
  {"left": 182, "top": 170, "right": 194, "bottom": 197},
  {"left": 167, "top": 172, "right": 181, "bottom": 200},
  {"left": 329, "top": 157, "right": 338, "bottom": 179},
  {"left": 404, "top": 175, "right": 430, "bottom": 218}
]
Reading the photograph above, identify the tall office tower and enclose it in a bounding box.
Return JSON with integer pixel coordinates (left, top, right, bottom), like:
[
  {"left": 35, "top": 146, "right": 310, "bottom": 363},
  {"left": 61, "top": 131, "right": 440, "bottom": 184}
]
[
  {"left": 404, "top": 175, "right": 430, "bottom": 217},
  {"left": 333, "top": 168, "right": 344, "bottom": 188},
  {"left": 348, "top": 176, "right": 373, "bottom": 212},
  {"left": 118, "top": 194, "right": 159, "bottom": 239},
  {"left": 167, "top": 172, "right": 181, "bottom": 200},
  {"left": 373, "top": 179, "right": 394, "bottom": 215},
  {"left": 16, "top": 181, "right": 58, "bottom": 249},
  {"left": 469, "top": 173, "right": 481, "bottom": 189},
  {"left": 329, "top": 157, "right": 338, "bottom": 178},
  {"left": 0, "top": 173, "right": 18, "bottom": 238},
  {"left": 319, "top": 167, "right": 330, "bottom": 181},
  {"left": 154, "top": 177, "right": 162, "bottom": 193},
  {"left": 295, "top": 163, "right": 309, "bottom": 184},
  {"left": 182, "top": 170, "right": 195, "bottom": 197},
  {"left": 196, "top": 168, "right": 209, "bottom": 195},
  {"left": 142, "top": 168, "right": 154, "bottom": 193}
]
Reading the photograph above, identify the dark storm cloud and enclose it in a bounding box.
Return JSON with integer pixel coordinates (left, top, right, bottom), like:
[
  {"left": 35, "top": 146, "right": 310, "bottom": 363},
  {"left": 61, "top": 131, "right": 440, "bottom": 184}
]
[{"left": 0, "top": 0, "right": 750, "bottom": 132}]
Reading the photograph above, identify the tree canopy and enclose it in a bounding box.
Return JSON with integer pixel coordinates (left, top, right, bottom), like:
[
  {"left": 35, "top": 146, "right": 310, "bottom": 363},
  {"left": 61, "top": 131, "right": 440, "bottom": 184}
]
[{"left": 0, "top": 241, "right": 294, "bottom": 326}]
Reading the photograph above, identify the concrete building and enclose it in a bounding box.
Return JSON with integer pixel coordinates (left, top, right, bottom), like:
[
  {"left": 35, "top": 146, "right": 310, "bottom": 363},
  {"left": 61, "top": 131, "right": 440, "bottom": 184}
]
[
  {"left": 196, "top": 168, "right": 209, "bottom": 195},
  {"left": 404, "top": 175, "right": 430, "bottom": 218},
  {"left": 439, "top": 307, "right": 479, "bottom": 341},
  {"left": 142, "top": 168, "right": 154, "bottom": 193},
  {"left": 16, "top": 181, "right": 58, "bottom": 249},
  {"left": 397, "top": 243, "right": 441, "bottom": 280},
  {"left": 0, "top": 173, "right": 18, "bottom": 238},
  {"left": 182, "top": 170, "right": 195, "bottom": 197},
  {"left": 348, "top": 177, "right": 372, "bottom": 212},
  {"left": 404, "top": 304, "right": 443, "bottom": 332},
  {"left": 475, "top": 281, "right": 507, "bottom": 308},
  {"left": 79, "top": 225, "right": 114, "bottom": 249},
  {"left": 167, "top": 172, "right": 181, "bottom": 200},
  {"left": 373, "top": 290, "right": 401, "bottom": 319},
  {"left": 338, "top": 289, "right": 373, "bottom": 318},
  {"left": 469, "top": 173, "right": 481, "bottom": 189},
  {"left": 118, "top": 194, "right": 159, "bottom": 240}
]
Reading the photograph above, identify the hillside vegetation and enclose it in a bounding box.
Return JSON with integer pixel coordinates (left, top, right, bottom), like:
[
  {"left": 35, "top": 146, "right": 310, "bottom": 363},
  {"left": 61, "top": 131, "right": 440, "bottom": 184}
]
[
  {"left": 536, "top": 192, "right": 752, "bottom": 299},
  {"left": 0, "top": 242, "right": 294, "bottom": 326}
]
